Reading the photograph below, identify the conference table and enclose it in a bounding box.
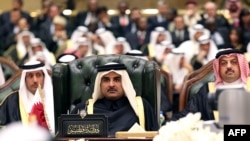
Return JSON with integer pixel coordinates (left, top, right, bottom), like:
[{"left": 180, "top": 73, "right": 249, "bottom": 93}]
[
  {"left": 55, "top": 131, "right": 157, "bottom": 141},
  {"left": 55, "top": 137, "right": 153, "bottom": 141}
]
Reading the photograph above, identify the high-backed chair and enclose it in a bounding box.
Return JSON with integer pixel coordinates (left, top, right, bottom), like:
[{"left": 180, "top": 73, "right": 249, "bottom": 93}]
[
  {"left": 160, "top": 69, "right": 173, "bottom": 105},
  {"left": 0, "top": 57, "right": 21, "bottom": 103},
  {"left": 179, "top": 60, "right": 214, "bottom": 111},
  {"left": 52, "top": 54, "right": 161, "bottom": 130}
]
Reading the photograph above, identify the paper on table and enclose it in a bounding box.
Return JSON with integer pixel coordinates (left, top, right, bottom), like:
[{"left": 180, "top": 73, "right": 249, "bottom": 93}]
[
  {"left": 128, "top": 122, "right": 145, "bottom": 132},
  {"left": 116, "top": 123, "right": 157, "bottom": 138}
]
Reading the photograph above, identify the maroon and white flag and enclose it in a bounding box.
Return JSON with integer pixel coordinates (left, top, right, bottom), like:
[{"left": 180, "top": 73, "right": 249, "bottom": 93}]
[{"left": 29, "top": 85, "right": 49, "bottom": 130}]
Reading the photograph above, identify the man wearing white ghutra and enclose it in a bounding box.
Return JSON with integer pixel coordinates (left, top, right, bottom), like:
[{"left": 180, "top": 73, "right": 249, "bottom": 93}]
[{"left": 0, "top": 60, "right": 55, "bottom": 135}]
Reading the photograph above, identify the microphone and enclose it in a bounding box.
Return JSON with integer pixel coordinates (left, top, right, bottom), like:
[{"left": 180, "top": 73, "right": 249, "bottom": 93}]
[{"left": 79, "top": 101, "right": 88, "bottom": 118}]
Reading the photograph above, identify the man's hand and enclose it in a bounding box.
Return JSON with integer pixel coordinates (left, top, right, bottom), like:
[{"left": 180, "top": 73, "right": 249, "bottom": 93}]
[
  {"left": 186, "top": 9, "right": 195, "bottom": 17},
  {"left": 180, "top": 57, "right": 193, "bottom": 72},
  {"left": 37, "top": 58, "right": 45, "bottom": 64},
  {"left": 197, "top": 50, "right": 208, "bottom": 62},
  {"left": 54, "top": 31, "right": 67, "bottom": 40},
  {"left": 174, "top": 84, "right": 182, "bottom": 93},
  {"left": 101, "top": 16, "right": 111, "bottom": 27},
  {"left": 14, "top": 33, "right": 20, "bottom": 42}
]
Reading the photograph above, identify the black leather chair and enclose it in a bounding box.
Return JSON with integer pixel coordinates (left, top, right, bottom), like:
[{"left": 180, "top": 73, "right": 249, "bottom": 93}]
[
  {"left": 179, "top": 60, "right": 214, "bottom": 111},
  {"left": 160, "top": 69, "right": 173, "bottom": 105},
  {"left": 52, "top": 54, "right": 161, "bottom": 130}
]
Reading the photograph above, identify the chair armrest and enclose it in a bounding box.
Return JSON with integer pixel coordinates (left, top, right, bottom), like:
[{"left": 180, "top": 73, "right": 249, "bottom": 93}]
[{"left": 52, "top": 63, "right": 70, "bottom": 131}]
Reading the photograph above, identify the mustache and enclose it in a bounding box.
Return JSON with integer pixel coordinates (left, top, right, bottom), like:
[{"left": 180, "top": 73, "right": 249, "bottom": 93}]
[
  {"left": 225, "top": 68, "right": 234, "bottom": 74},
  {"left": 32, "top": 82, "right": 39, "bottom": 87},
  {"left": 108, "top": 87, "right": 117, "bottom": 92}
]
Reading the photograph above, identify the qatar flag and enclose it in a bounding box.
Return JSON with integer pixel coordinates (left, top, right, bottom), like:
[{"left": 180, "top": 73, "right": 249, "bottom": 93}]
[{"left": 29, "top": 85, "right": 49, "bottom": 130}]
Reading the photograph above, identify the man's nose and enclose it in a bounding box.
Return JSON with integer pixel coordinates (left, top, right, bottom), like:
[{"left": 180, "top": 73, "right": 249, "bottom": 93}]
[
  {"left": 227, "top": 62, "right": 232, "bottom": 68},
  {"left": 33, "top": 76, "right": 38, "bottom": 82},
  {"left": 109, "top": 80, "right": 115, "bottom": 86}
]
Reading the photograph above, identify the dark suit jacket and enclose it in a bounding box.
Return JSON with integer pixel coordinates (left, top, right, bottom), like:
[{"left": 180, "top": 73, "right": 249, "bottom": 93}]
[
  {"left": 34, "top": 15, "right": 49, "bottom": 34},
  {"left": 110, "top": 15, "right": 131, "bottom": 37},
  {"left": 74, "top": 11, "right": 88, "bottom": 27},
  {"left": 171, "top": 27, "right": 190, "bottom": 47},
  {"left": 243, "top": 31, "right": 250, "bottom": 47},
  {"left": 126, "top": 22, "right": 137, "bottom": 34},
  {"left": 198, "top": 14, "right": 230, "bottom": 30},
  {"left": 0, "top": 10, "right": 34, "bottom": 29},
  {"left": 38, "top": 16, "right": 72, "bottom": 53},
  {"left": 1, "top": 23, "right": 16, "bottom": 51},
  {"left": 0, "top": 23, "right": 36, "bottom": 52},
  {"left": 147, "top": 15, "right": 169, "bottom": 32},
  {"left": 71, "top": 96, "right": 159, "bottom": 136},
  {"left": 0, "top": 10, "right": 33, "bottom": 46},
  {"left": 210, "top": 27, "right": 230, "bottom": 49},
  {"left": 95, "top": 21, "right": 120, "bottom": 38},
  {"left": 74, "top": 11, "right": 98, "bottom": 30},
  {"left": 38, "top": 19, "right": 57, "bottom": 53},
  {"left": 0, "top": 91, "right": 21, "bottom": 125},
  {"left": 125, "top": 31, "right": 150, "bottom": 55},
  {"left": 171, "top": 83, "right": 214, "bottom": 121}
]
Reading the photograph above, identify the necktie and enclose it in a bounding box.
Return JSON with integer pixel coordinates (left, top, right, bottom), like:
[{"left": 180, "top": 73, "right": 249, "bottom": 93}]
[
  {"left": 139, "top": 32, "right": 144, "bottom": 45},
  {"left": 131, "top": 23, "right": 136, "bottom": 33},
  {"left": 121, "top": 16, "right": 127, "bottom": 26},
  {"left": 177, "top": 30, "right": 183, "bottom": 41},
  {"left": 161, "top": 16, "right": 165, "bottom": 22}
]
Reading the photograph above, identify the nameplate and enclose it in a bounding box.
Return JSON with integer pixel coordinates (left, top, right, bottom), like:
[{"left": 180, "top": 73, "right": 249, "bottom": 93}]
[{"left": 57, "top": 114, "right": 108, "bottom": 137}]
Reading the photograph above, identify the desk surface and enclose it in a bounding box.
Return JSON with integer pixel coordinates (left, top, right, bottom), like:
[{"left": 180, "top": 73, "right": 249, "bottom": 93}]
[{"left": 55, "top": 137, "right": 153, "bottom": 141}]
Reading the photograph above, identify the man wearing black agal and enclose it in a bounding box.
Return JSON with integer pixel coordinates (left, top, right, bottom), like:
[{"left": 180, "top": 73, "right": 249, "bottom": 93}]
[{"left": 71, "top": 62, "right": 159, "bottom": 136}]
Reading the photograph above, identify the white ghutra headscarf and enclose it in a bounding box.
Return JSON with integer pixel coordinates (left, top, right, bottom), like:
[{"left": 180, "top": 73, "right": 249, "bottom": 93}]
[
  {"left": 91, "top": 62, "right": 139, "bottom": 117},
  {"left": 19, "top": 60, "right": 55, "bottom": 135},
  {"left": 17, "top": 30, "right": 35, "bottom": 59}
]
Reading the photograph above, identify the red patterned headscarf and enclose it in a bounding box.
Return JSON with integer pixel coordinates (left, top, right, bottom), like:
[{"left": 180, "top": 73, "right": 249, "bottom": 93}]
[{"left": 213, "top": 49, "right": 250, "bottom": 86}]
